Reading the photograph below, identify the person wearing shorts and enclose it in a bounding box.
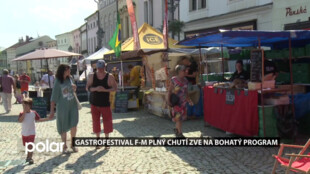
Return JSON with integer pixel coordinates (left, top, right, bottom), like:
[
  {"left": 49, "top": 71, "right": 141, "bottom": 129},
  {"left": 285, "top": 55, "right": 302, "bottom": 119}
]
[
  {"left": 86, "top": 60, "right": 117, "bottom": 149},
  {"left": 19, "top": 72, "right": 31, "bottom": 98},
  {"left": 18, "top": 98, "right": 49, "bottom": 164}
]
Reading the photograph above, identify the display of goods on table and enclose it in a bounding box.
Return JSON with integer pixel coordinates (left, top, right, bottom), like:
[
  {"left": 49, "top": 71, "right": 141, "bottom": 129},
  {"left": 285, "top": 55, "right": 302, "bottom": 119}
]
[{"left": 248, "top": 80, "right": 275, "bottom": 90}]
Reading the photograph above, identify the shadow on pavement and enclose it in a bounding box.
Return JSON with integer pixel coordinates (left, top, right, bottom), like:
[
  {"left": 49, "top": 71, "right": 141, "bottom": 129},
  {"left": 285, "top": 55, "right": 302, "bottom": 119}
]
[
  {"left": 4, "top": 153, "right": 71, "bottom": 174},
  {"left": 0, "top": 116, "right": 19, "bottom": 123},
  {"left": 113, "top": 110, "right": 205, "bottom": 137},
  {"left": 81, "top": 103, "right": 90, "bottom": 108},
  {"left": 65, "top": 149, "right": 108, "bottom": 174}
]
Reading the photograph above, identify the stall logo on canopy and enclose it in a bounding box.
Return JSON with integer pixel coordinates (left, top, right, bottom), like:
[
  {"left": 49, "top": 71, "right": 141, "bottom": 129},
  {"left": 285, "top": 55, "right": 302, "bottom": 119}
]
[{"left": 143, "top": 34, "right": 163, "bottom": 45}]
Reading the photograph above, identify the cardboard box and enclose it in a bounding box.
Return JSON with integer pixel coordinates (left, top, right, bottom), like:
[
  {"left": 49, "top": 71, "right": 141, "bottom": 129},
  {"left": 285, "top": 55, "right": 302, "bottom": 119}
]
[
  {"left": 248, "top": 80, "right": 275, "bottom": 90},
  {"left": 277, "top": 85, "right": 306, "bottom": 94}
]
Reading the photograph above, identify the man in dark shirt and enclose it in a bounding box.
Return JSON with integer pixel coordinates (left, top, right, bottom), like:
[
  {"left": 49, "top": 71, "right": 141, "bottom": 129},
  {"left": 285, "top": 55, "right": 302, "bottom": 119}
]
[{"left": 230, "top": 60, "right": 249, "bottom": 81}]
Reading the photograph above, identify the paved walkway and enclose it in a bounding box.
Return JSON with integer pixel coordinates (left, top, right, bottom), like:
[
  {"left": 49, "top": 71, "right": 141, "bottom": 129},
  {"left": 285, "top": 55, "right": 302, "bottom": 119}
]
[{"left": 0, "top": 101, "right": 289, "bottom": 174}]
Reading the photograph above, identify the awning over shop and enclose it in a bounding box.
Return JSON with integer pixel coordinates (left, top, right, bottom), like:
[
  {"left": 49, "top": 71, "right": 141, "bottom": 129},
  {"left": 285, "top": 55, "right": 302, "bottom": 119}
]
[{"left": 177, "top": 30, "right": 310, "bottom": 48}]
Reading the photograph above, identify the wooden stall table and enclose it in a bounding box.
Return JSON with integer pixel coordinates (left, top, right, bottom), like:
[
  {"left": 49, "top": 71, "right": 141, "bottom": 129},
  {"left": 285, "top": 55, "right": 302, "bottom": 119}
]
[{"left": 203, "top": 86, "right": 259, "bottom": 136}]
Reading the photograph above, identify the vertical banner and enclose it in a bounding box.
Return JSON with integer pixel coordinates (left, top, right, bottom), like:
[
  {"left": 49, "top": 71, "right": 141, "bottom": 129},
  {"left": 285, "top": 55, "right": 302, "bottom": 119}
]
[
  {"left": 163, "top": 0, "right": 169, "bottom": 49},
  {"left": 126, "top": 0, "right": 140, "bottom": 50}
]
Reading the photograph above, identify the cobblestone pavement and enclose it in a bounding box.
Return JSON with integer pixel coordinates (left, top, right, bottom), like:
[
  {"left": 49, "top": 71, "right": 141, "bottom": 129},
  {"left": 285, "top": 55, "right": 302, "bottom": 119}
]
[{"left": 0, "top": 101, "right": 290, "bottom": 174}]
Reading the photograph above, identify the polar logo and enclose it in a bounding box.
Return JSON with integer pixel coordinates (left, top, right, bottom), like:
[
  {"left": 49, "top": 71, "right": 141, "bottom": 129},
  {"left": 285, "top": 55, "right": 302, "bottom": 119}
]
[
  {"left": 25, "top": 139, "right": 64, "bottom": 154},
  {"left": 143, "top": 34, "right": 163, "bottom": 45}
]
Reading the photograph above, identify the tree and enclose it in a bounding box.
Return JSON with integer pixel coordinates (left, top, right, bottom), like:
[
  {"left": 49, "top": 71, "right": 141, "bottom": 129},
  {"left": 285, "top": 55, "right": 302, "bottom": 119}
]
[
  {"left": 168, "top": 0, "right": 184, "bottom": 40},
  {"left": 169, "top": 20, "right": 184, "bottom": 41}
]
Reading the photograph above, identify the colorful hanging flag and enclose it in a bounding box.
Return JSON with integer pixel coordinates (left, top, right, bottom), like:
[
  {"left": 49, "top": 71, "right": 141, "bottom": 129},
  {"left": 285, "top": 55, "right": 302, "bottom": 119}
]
[
  {"left": 109, "top": 12, "right": 122, "bottom": 57},
  {"left": 163, "top": 0, "right": 169, "bottom": 49},
  {"left": 126, "top": 0, "right": 140, "bottom": 50}
]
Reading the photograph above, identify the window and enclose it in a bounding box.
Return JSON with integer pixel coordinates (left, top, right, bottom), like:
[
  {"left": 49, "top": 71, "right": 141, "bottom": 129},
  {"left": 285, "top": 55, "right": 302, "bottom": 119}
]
[
  {"left": 198, "top": 0, "right": 206, "bottom": 9},
  {"left": 94, "top": 37, "right": 96, "bottom": 52},
  {"left": 144, "top": 1, "right": 148, "bottom": 23},
  {"left": 189, "top": 0, "right": 197, "bottom": 11},
  {"left": 149, "top": 0, "right": 153, "bottom": 26}
]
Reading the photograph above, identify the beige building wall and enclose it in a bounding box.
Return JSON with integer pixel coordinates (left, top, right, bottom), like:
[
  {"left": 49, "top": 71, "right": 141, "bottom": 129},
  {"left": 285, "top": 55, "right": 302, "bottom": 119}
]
[
  {"left": 56, "top": 32, "right": 74, "bottom": 64},
  {"left": 85, "top": 11, "right": 99, "bottom": 55}
]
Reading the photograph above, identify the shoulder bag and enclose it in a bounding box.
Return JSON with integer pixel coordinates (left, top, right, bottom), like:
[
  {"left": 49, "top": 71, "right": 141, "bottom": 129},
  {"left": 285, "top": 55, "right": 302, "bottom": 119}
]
[{"left": 70, "top": 78, "right": 82, "bottom": 110}]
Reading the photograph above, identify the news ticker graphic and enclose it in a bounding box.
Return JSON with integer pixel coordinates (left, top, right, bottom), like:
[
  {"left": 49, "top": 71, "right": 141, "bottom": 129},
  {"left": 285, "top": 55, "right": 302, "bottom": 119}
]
[{"left": 72, "top": 137, "right": 280, "bottom": 147}]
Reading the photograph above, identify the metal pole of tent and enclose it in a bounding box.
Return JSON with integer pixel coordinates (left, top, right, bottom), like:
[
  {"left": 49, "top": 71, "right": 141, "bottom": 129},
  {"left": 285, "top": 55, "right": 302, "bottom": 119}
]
[
  {"left": 258, "top": 37, "right": 266, "bottom": 137},
  {"left": 121, "top": 60, "right": 124, "bottom": 91},
  {"left": 199, "top": 45, "right": 202, "bottom": 84},
  {"left": 289, "top": 35, "right": 295, "bottom": 118},
  {"left": 221, "top": 45, "right": 224, "bottom": 79},
  {"left": 46, "top": 59, "right": 49, "bottom": 72}
]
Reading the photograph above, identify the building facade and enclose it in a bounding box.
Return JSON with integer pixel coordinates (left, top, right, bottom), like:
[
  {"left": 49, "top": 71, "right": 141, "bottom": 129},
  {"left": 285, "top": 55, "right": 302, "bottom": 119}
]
[
  {"left": 118, "top": 0, "right": 134, "bottom": 41},
  {"left": 98, "top": 0, "right": 116, "bottom": 49},
  {"left": 272, "top": 0, "right": 310, "bottom": 30},
  {"left": 80, "top": 23, "right": 88, "bottom": 57},
  {"left": 85, "top": 11, "right": 99, "bottom": 54},
  {"left": 47, "top": 40, "right": 57, "bottom": 48},
  {"left": 0, "top": 47, "right": 7, "bottom": 73},
  {"left": 72, "top": 28, "right": 81, "bottom": 54},
  {"left": 56, "top": 32, "right": 74, "bottom": 64},
  {"left": 5, "top": 36, "right": 55, "bottom": 75},
  {"left": 180, "top": 0, "right": 273, "bottom": 39}
]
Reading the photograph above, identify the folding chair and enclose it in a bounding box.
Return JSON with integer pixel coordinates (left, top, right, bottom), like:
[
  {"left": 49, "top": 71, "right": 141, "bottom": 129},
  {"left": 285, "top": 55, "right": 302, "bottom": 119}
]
[{"left": 272, "top": 139, "right": 310, "bottom": 174}]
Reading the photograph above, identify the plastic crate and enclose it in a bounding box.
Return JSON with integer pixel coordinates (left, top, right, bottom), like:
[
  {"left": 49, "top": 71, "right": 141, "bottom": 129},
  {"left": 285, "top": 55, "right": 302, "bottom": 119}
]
[
  {"left": 281, "top": 49, "right": 289, "bottom": 58},
  {"left": 265, "top": 50, "right": 273, "bottom": 59},
  {"left": 305, "top": 44, "right": 310, "bottom": 56},
  {"left": 293, "top": 73, "right": 310, "bottom": 83},
  {"left": 276, "top": 72, "right": 290, "bottom": 84},
  {"left": 241, "top": 49, "right": 250, "bottom": 59},
  {"left": 229, "top": 53, "right": 242, "bottom": 60},
  {"left": 292, "top": 64, "right": 310, "bottom": 74},
  {"left": 203, "top": 74, "right": 224, "bottom": 82},
  {"left": 258, "top": 106, "right": 278, "bottom": 137},
  {"left": 292, "top": 47, "right": 305, "bottom": 57}
]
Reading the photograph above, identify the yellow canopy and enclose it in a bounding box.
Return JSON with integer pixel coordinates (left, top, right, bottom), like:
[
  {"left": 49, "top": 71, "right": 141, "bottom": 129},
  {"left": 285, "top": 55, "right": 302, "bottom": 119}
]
[{"left": 105, "top": 23, "right": 188, "bottom": 55}]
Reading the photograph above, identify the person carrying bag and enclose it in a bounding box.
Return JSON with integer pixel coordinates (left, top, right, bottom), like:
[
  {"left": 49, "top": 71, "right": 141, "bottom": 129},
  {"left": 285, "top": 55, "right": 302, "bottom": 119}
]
[{"left": 70, "top": 77, "right": 82, "bottom": 110}]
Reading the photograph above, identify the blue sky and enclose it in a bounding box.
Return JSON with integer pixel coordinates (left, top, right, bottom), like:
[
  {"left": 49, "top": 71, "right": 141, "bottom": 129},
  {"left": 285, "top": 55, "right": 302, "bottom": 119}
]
[{"left": 0, "top": 0, "right": 97, "bottom": 48}]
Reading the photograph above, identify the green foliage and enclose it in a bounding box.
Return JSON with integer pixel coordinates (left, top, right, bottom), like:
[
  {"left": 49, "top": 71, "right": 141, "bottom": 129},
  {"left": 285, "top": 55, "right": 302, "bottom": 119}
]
[{"left": 169, "top": 20, "right": 184, "bottom": 34}]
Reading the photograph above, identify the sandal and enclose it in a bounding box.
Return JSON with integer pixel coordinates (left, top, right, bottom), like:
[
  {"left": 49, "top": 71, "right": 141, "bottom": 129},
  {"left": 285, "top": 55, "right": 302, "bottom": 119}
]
[
  {"left": 105, "top": 145, "right": 110, "bottom": 150},
  {"left": 95, "top": 146, "right": 101, "bottom": 150},
  {"left": 174, "top": 128, "right": 185, "bottom": 138},
  {"left": 62, "top": 145, "right": 69, "bottom": 154},
  {"left": 173, "top": 128, "right": 178, "bottom": 136},
  {"left": 71, "top": 146, "right": 78, "bottom": 153}
]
